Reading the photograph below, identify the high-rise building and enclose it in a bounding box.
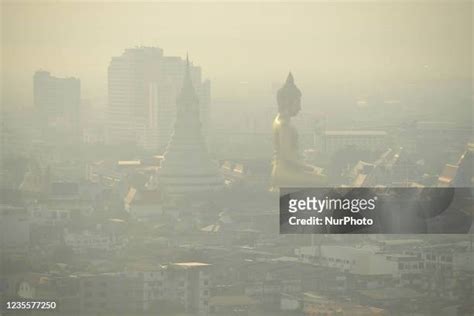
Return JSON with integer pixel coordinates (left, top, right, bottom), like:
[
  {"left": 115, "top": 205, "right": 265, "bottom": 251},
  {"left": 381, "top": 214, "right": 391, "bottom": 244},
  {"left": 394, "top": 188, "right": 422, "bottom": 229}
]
[
  {"left": 158, "top": 57, "right": 223, "bottom": 195},
  {"left": 106, "top": 47, "right": 210, "bottom": 151},
  {"left": 33, "top": 71, "right": 81, "bottom": 140}
]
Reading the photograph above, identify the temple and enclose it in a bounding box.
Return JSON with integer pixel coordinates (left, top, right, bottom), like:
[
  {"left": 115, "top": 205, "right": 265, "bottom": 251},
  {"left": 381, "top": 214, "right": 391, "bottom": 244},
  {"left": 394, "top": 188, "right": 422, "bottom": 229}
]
[{"left": 158, "top": 56, "right": 224, "bottom": 195}]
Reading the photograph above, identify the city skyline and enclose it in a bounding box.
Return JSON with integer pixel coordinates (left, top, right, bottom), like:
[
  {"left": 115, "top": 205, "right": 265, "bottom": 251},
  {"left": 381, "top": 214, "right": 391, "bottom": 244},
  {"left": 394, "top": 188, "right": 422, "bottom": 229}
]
[
  {"left": 1, "top": 2, "right": 473, "bottom": 315},
  {"left": 2, "top": 1, "right": 472, "bottom": 108}
]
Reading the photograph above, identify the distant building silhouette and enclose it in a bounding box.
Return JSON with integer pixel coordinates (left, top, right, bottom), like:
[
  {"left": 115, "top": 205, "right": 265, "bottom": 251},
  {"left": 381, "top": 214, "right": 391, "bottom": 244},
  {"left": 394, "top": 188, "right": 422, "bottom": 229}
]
[
  {"left": 317, "top": 130, "right": 388, "bottom": 156},
  {"left": 33, "top": 71, "right": 81, "bottom": 141},
  {"left": 106, "top": 47, "right": 210, "bottom": 151}
]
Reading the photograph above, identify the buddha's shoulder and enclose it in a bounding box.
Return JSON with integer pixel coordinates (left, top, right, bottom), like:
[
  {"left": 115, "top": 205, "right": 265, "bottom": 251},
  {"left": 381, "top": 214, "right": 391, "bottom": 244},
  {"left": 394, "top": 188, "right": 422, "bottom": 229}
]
[{"left": 273, "top": 116, "right": 291, "bottom": 129}]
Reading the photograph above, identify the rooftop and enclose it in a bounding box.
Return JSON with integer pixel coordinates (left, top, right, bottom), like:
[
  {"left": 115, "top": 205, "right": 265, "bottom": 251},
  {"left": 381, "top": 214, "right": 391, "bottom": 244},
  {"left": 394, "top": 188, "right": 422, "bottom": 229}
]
[
  {"left": 209, "top": 295, "right": 257, "bottom": 307},
  {"left": 324, "top": 130, "right": 387, "bottom": 136},
  {"left": 172, "top": 262, "right": 211, "bottom": 268},
  {"left": 117, "top": 160, "right": 141, "bottom": 166}
]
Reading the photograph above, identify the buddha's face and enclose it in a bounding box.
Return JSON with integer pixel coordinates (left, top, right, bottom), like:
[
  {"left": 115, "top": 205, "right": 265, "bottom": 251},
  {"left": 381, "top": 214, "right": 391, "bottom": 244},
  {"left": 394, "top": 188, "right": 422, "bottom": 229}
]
[
  {"left": 277, "top": 73, "right": 302, "bottom": 117},
  {"left": 288, "top": 96, "right": 301, "bottom": 117}
]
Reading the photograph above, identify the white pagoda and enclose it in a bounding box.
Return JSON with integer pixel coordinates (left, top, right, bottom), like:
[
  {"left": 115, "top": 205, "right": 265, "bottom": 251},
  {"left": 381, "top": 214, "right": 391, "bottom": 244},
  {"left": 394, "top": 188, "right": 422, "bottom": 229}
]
[{"left": 158, "top": 56, "right": 224, "bottom": 195}]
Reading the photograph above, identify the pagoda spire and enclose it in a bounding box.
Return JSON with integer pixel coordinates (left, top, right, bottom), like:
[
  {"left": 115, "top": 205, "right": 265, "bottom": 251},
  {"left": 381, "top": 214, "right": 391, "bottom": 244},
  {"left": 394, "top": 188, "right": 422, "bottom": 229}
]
[
  {"left": 177, "top": 53, "right": 199, "bottom": 111},
  {"left": 286, "top": 72, "right": 294, "bottom": 84}
]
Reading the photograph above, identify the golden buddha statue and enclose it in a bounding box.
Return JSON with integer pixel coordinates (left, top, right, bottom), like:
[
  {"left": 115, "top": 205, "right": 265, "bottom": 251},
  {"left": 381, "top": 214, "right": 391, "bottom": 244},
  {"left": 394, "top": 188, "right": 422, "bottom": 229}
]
[{"left": 271, "top": 73, "right": 327, "bottom": 189}]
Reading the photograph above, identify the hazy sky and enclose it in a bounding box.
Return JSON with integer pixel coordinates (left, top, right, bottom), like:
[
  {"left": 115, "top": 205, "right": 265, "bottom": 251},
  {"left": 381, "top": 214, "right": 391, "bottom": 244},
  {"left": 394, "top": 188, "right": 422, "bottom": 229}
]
[{"left": 1, "top": 1, "right": 472, "bottom": 107}]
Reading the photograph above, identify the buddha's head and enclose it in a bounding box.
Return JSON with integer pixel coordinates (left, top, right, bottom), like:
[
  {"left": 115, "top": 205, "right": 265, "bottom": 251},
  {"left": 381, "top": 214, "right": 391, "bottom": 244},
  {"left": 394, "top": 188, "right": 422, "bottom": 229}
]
[{"left": 277, "top": 72, "right": 302, "bottom": 117}]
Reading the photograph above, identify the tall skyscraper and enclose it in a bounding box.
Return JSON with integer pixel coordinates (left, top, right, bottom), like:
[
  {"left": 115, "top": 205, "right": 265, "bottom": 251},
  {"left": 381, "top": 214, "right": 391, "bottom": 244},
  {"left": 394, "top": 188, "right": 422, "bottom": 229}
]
[
  {"left": 158, "top": 57, "right": 223, "bottom": 195},
  {"left": 106, "top": 47, "right": 210, "bottom": 151},
  {"left": 33, "top": 71, "right": 81, "bottom": 140}
]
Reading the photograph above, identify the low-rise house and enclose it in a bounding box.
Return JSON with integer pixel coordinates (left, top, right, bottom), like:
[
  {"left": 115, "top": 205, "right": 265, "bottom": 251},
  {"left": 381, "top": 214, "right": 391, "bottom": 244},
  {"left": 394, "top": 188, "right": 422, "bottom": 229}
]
[
  {"left": 209, "top": 295, "right": 257, "bottom": 315},
  {"left": 64, "top": 229, "right": 126, "bottom": 254},
  {"left": 164, "top": 262, "right": 212, "bottom": 315},
  {"left": 302, "top": 292, "right": 387, "bottom": 316},
  {"left": 0, "top": 205, "right": 30, "bottom": 259}
]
